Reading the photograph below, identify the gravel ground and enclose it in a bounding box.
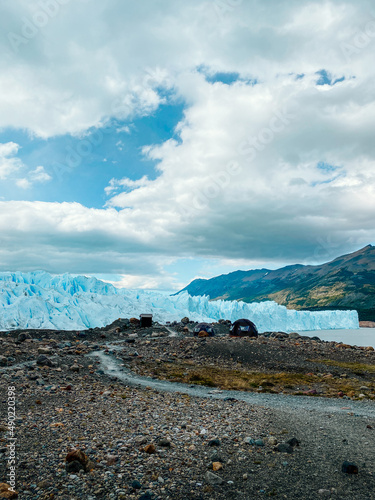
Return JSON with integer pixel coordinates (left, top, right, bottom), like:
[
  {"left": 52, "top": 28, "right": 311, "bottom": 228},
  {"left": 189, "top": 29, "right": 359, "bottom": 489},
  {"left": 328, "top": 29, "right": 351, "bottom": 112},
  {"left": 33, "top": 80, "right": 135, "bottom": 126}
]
[{"left": 1, "top": 322, "right": 375, "bottom": 499}]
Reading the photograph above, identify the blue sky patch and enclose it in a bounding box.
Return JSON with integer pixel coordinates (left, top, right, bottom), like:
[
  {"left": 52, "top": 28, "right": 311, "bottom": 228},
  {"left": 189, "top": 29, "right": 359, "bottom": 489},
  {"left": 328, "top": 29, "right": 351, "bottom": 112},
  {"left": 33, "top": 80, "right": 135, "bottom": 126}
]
[
  {"left": 0, "top": 101, "right": 185, "bottom": 209},
  {"left": 316, "top": 69, "right": 345, "bottom": 86}
]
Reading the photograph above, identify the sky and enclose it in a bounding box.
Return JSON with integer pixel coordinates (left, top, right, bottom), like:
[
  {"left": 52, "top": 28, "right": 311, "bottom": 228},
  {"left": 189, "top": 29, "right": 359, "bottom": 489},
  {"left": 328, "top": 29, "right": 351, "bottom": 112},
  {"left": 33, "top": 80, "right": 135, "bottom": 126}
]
[{"left": 1, "top": 0, "right": 375, "bottom": 291}]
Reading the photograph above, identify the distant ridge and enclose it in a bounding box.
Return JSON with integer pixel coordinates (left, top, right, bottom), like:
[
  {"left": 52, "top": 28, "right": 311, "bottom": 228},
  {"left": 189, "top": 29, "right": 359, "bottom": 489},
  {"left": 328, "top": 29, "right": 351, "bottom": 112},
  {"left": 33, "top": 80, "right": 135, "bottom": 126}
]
[{"left": 177, "top": 245, "right": 375, "bottom": 321}]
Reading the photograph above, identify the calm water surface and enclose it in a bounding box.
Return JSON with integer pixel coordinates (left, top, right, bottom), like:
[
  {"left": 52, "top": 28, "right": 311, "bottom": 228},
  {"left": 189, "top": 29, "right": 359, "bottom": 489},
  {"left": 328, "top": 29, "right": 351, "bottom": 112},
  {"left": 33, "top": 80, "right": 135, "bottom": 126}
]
[{"left": 298, "top": 328, "right": 375, "bottom": 348}]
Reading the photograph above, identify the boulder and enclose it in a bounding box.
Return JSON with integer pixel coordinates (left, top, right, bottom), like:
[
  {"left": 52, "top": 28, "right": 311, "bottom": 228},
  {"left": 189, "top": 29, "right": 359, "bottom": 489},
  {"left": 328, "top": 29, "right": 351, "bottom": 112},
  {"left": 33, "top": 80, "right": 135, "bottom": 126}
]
[{"left": 65, "top": 449, "right": 91, "bottom": 473}]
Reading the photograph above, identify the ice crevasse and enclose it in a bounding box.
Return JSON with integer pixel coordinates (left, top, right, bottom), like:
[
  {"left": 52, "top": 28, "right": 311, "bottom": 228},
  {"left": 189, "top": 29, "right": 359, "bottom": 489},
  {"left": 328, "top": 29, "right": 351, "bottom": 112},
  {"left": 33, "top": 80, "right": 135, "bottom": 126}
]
[{"left": 0, "top": 271, "right": 359, "bottom": 332}]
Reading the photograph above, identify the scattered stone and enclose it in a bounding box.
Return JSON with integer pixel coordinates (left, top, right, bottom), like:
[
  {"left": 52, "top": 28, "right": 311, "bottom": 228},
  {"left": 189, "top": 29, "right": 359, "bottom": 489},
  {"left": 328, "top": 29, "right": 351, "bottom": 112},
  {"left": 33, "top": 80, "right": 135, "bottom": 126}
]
[
  {"left": 205, "top": 471, "right": 223, "bottom": 485},
  {"left": 287, "top": 437, "right": 300, "bottom": 448},
  {"left": 138, "top": 492, "right": 153, "bottom": 500},
  {"left": 181, "top": 317, "right": 189, "bottom": 324},
  {"left": 268, "top": 436, "right": 278, "bottom": 446},
  {"left": 0, "top": 356, "right": 8, "bottom": 367},
  {"left": 157, "top": 437, "right": 171, "bottom": 447},
  {"left": 342, "top": 461, "right": 358, "bottom": 474},
  {"left": 36, "top": 354, "right": 54, "bottom": 367},
  {"left": 212, "top": 461, "right": 223, "bottom": 471},
  {"left": 275, "top": 443, "right": 294, "bottom": 454},
  {"left": 65, "top": 449, "right": 90, "bottom": 473},
  {"left": 131, "top": 480, "right": 142, "bottom": 490},
  {"left": 144, "top": 444, "right": 156, "bottom": 454},
  {"left": 318, "top": 489, "right": 331, "bottom": 497},
  {"left": 70, "top": 364, "right": 80, "bottom": 372},
  {"left": 243, "top": 437, "right": 255, "bottom": 445},
  {"left": 17, "top": 332, "right": 31, "bottom": 342},
  {"left": 254, "top": 439, "right": 265, "bottom": 446},
  {"left": 38, "top": 347, "right": 51, "bottom": 355},
  {"left": 208, "top": 438, "right": 221, "bottom": 447}
]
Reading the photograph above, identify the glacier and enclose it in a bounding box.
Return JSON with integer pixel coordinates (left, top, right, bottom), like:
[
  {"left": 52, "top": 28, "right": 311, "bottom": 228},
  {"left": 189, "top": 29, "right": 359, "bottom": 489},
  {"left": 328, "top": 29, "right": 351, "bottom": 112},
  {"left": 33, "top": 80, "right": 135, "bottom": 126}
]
[{"left": 0, "top": 271, "right": 359, "bottom": 332}]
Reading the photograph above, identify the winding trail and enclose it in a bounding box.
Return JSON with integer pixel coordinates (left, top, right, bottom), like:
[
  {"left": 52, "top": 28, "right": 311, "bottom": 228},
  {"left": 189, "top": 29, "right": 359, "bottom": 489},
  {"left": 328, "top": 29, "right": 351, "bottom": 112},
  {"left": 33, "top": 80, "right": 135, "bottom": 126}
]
[{"left": 89, "top": 346, "right": 375, "bottom": 418}]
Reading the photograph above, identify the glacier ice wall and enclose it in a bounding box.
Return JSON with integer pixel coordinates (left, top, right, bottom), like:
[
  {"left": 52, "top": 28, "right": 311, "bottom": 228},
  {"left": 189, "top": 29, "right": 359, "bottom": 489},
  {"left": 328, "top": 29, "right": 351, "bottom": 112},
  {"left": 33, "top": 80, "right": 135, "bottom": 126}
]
[{"left": 0, "top": 271, "right": 359, "bottom": 332}]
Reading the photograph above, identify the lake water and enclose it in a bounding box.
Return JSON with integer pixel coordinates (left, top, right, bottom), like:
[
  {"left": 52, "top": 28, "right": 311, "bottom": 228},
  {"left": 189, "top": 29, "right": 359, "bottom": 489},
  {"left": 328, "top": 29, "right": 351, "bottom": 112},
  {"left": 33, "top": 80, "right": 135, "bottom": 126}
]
[{"left": 298, "top": 328, "right": 375, "bottom": 348}]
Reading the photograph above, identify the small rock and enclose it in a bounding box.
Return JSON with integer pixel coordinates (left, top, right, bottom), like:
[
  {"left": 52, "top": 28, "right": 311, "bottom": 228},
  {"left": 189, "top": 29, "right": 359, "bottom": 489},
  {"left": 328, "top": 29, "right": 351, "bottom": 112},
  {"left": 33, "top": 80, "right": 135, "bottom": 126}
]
[
  {"left": 0, "top": 356, "right": 7, "bottom": 367},
  {"left": 212, "top": 462, "right": 223, "bottom": 471},
  {"left": 243, "top": 437, "right": 255, "bottom": 445},
  {"left": 65, "top": 449, "right": 89, "bottom": 472},
  {"left": 158, "top": 438, "right": 171, "bottom": 447},
  {"left": 144, "top": 444, "right": 156, "bottom": 454},
  {"left": 38, "top": 347, "right": 52, "bottom": 355},
  {"left": 70, "top": 364, "right": 80, "bottom": 372},
  {"left": 287, "top": 437, "right": 300, "bottom": 448},
  {"left": 254, "top": 439, "right": 264, "bottom": 446},
  {"left": 342, "top": 461, "right": 358, "bottom": 474},
  {"left": 36, "top": 355, "right": 54, "bottom": 367},
  {"left": 243, "top": 473, "right": 248, "bottom": 480},
  {"left": 268, "top": 436, "right": 278, "bottom": 446},
  {"left": 275, "top": 443, "right": 293, "bottom": 453},
  {"left": 138, "top": 492, "right": 153, "bottom": 500},
  {"left": 131, "top": 480, "right": 142, "bottom": 490},
  {"left": 204, "top": 471, "right": 223, "bottom": 485},
  {"left": 106, "top": 454, "right": 118, "bottom": 465},
  {"left": 17, "top": 332, "right": 31, "bottom": 343},
  {"left": 208, "top": 438, "right": 221, "bottom": 447},
  {"left": 37, "top": 480, "right": 49, "bottom": 489}
]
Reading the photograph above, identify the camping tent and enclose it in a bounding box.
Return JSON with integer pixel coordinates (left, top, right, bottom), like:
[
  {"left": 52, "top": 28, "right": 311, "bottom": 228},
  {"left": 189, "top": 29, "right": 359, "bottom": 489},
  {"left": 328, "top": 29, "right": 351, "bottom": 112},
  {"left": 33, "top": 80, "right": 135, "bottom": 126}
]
[
  {"left": 229, "top": 319, "right": 258, "bottom": 337},
  {"left": 193, "top": 322, "right": 215, "bottom": 337}
]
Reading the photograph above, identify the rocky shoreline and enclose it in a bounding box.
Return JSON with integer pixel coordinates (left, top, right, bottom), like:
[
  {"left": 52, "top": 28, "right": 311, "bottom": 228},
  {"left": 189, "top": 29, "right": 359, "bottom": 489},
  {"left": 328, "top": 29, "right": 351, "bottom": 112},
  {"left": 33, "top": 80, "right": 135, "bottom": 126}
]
[{"left": 1, "top": 319, "right": 375, "bottom": 499}]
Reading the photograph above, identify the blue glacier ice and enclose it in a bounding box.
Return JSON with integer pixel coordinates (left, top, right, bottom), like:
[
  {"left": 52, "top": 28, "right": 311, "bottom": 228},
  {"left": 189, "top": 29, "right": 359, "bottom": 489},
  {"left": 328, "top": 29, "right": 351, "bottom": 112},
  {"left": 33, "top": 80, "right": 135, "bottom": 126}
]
[{"left": 0, "top": 271, "right": 359, "bottom": 332}]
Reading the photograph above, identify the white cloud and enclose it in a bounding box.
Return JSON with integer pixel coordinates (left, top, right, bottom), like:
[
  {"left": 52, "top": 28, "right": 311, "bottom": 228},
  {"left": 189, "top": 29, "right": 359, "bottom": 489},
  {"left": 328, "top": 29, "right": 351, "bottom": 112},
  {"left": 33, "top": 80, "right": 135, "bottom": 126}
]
[
  {"left": 16, "top": 178, "right": 31, "bottom": 189},
  {"left": 29, "top": 166, "right": 52, "bottom": 183},
  {"left": 0, "top": 1, "right": 375, "bottom": 286},
  {"left": 0, "top": 142, "right": 23, "bottom": 179}
]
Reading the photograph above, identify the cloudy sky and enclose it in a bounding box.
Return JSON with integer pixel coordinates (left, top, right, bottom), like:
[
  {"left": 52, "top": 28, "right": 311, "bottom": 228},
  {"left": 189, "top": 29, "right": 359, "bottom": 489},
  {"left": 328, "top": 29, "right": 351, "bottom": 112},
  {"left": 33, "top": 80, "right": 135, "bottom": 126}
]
[{"left": 1, "top": 0, "right": 375, "bottom": 290}]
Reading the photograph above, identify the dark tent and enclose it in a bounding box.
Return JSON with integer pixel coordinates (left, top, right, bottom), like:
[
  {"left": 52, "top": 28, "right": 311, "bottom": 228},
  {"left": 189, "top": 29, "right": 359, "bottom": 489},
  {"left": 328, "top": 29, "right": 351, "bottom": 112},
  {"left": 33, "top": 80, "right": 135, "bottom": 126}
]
[
  {"left": 193, "top": 322, "right": 215, "bottom": 337},
  {"left": 229, "top": 319, "right": 258, "bottom": 337}
]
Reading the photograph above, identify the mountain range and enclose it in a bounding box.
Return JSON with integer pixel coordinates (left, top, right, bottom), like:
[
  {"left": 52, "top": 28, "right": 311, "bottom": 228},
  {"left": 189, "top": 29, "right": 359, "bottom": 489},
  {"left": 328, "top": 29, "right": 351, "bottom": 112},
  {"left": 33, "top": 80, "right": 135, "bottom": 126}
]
[{"left": 178, "top": 245, "right": 375, "bottom": 321}]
